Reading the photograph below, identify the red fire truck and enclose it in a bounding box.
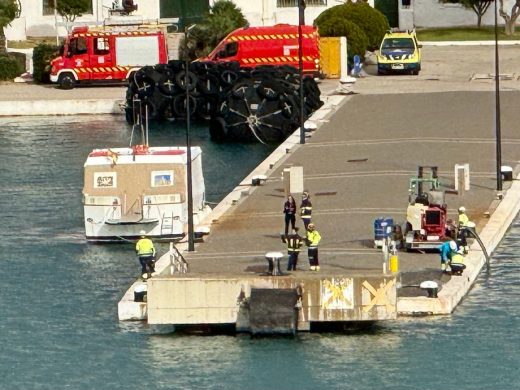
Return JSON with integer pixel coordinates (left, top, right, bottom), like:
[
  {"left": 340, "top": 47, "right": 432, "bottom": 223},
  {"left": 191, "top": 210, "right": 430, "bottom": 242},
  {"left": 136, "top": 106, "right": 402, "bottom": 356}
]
[
  {"left": 202, "top": 24, "right": 321, "bottom": 77},
  {"left": 50, "top": 24, "right": 169, "bottom": 89}
]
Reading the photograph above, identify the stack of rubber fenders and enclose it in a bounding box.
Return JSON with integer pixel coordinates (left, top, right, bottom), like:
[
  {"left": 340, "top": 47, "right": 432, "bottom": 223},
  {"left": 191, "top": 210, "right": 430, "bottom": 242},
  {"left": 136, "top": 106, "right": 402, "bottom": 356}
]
[{"left": 125, "top": 60, "right": 323, "bottom": 144}]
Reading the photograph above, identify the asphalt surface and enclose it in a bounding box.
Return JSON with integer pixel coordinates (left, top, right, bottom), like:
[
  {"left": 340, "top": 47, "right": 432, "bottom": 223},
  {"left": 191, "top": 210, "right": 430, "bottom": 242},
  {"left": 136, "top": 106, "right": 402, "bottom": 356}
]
[{"left": 178, "top": 45, "right": 520, "bottom": 296}]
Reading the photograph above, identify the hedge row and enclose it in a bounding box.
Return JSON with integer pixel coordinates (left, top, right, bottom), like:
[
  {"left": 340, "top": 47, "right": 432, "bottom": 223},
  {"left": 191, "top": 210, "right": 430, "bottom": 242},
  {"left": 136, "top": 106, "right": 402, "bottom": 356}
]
[
  {"left": 0, "top": 54, "right": 24, "bottom": 81},
  {"left": 33, "top": 43, "right": 59, "bottom": 83}
]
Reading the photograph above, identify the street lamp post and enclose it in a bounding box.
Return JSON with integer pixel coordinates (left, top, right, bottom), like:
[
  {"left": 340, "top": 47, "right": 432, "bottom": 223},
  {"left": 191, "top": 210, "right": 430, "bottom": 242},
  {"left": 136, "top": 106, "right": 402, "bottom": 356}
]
[
  {"left": 185, "top": 24, "right": 196, "bottom": 251},
  {"left": 494, "top": 0, "right": 502, "bottom": 191},
  {"left": 298, "top": 0, "right": 306, "bottom": 145}
]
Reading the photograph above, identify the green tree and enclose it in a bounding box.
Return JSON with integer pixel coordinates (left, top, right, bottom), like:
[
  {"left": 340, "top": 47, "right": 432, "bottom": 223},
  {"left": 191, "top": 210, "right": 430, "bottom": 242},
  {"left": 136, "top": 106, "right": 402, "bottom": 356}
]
[
  {"left": 499, "top": 0, "right": 520, "bottom": 35},
  {"left": 317, "top": 16, "right": 368, "bottom": 60},
  {"left": 53, "top": 0, "right": 91, "bottom": 26},
  {"left": 183, "top": 0, "right": 248, "bottom": 60},
  {"left": 0, "top": 0, "right": 20, "bottom": 55},
  {"left": 441, "top": 0, "right": 494, "bottom": 28},
  {"left": 315, "top": 1, "right": 389, "bottom": 52}
]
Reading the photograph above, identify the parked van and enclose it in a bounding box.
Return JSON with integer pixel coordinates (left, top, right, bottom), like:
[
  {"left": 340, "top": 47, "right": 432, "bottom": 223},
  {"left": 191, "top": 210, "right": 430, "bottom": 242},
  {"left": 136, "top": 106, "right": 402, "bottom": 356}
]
[
  {"left": 202, "top": 24, "right": 321, "bottom": 77},
  {"left": 50, "top": 24, "right": 169, "bottom": 89},
  {"left": 377, "top": 29, "right": 421, "bottom": 75}
]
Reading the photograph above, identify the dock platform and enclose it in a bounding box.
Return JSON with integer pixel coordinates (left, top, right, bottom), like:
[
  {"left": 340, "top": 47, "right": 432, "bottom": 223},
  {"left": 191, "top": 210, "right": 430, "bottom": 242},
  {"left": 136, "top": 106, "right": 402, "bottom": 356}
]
[{"left": 117, "top": 45, "right": 520, "bottom": 330}]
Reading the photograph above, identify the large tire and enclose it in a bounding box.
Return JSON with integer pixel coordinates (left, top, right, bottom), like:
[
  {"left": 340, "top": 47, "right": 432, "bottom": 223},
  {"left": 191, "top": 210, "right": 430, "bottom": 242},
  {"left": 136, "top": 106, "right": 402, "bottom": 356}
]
[
  {"left": 175, "top": 70, "right": 197, "bottom": 91},
  {"left": 58, "top": 72, "right": 76, "bottom": 90}
]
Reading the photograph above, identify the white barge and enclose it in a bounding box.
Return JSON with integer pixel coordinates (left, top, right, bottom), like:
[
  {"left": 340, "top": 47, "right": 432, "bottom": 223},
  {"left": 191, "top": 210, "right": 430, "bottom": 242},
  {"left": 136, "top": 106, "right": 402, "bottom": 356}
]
[{"left": 82, "top": 144, "right": 211, "bottom": 242}]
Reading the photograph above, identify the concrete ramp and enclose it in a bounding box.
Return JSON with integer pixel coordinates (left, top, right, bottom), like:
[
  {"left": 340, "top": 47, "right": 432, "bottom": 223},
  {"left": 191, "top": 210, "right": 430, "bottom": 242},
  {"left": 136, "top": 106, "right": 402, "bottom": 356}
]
[{"left": 249, "top": 288, "right": 299, "bottom": 335}]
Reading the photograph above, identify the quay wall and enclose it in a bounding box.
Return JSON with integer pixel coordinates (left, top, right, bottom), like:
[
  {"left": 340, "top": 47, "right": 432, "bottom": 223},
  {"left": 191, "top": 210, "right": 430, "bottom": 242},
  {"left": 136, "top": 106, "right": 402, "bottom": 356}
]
[{"left": 146, "top": 274, "right": 397, "bottom": 330}]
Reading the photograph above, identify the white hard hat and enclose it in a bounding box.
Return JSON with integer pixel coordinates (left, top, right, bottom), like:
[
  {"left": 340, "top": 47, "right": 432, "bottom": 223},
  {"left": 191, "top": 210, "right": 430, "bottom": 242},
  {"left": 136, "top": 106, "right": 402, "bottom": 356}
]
[
  {"left": 139, "top": 230, "right": 146, "bottom": 236},
  {"left": 458, "top": 206, "right": 466, "bottom": 213},
  {"left": 449, "top": 241, "right": 457, "bottom": 251}
]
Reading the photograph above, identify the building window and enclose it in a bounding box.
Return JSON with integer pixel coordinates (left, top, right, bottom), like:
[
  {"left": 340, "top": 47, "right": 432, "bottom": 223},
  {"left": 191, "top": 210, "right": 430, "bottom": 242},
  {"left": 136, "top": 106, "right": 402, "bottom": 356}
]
[
  {"left": 277, "top": 0, "right": 327, "bottom": 7},
  {"left": 42, "top": 0, "right": 93, "bottom": 16},
  {"left": 402, "top": 0, "right": 411, "bottom": 8},
  {"left": 42, "top": 0, "right": 55, "bottom": 16}
]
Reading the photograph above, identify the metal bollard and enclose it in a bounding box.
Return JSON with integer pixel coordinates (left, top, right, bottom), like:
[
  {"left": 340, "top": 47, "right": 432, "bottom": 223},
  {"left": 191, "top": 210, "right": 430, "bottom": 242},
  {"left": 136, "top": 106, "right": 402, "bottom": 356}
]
[{"left": 265, "top": 251, "right": 284, "bottom": 276}]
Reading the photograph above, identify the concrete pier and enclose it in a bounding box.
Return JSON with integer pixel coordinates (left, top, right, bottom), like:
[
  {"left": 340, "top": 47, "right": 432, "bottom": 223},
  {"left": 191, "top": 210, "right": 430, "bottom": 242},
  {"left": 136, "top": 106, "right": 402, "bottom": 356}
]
[{"left": 118, "top": 45, "right": 520, "bottom": 329}]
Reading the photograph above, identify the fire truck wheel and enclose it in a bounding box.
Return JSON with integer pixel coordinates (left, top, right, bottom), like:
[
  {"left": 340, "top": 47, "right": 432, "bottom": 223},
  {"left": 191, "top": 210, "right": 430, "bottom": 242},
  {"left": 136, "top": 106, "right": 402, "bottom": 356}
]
[
  {"left": 58, "top": 73, "right": 75, "bottom": 89},
  {"left": 175, "top": 70, "right": 197, "bottom": 91},
  {"left": 209, "top": 117, "right": 228, "bottom": 141}
]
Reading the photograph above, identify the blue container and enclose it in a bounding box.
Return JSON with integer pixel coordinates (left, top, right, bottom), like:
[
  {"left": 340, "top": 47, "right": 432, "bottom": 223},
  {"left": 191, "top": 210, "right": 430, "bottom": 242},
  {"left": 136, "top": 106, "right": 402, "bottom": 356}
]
[{"left": 374, "top": 217, "right": 394, "bottom": 240}]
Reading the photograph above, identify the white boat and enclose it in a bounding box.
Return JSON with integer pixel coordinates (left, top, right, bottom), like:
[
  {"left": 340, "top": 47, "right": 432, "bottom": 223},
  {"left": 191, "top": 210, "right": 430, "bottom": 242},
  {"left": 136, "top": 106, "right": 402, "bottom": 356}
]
[{"left": 82, "top": 143, "right": 211, "bottom": 242}]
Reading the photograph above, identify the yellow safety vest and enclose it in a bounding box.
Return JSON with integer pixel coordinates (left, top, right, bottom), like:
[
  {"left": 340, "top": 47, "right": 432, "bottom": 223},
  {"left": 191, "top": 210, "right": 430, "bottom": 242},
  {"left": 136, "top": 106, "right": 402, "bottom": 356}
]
[
  {"left": 136, "top": 238, "right": 155, "bottom": 256},
  {"left": 307, "top": 230, "right": 321, "bottom": 247},
  {"left": 458, "top": 213, "right": 469, "bottom": 227}
]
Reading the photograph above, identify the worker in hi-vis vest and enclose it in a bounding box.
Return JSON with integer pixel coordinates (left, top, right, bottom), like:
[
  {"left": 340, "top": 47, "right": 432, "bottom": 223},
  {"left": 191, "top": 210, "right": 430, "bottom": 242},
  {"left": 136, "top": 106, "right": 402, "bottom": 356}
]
[
  {"left": 306, "top": 223, "right": 321, "bottom": 271},
  {"left": 457, "top": 206, "right": 470, "bottom": 254},
  {"left": 300, "top": 191, "right": 313, "bottom": 231},
  {"left": 136, "top": 230, "right": 156, "bottom": 278}
]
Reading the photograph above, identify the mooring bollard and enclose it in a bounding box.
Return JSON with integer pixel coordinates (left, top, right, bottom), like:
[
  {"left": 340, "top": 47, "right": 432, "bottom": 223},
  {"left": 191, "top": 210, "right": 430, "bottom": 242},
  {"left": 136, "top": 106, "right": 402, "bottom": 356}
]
[
  {"left": 265, "top": 251, "right": 284, "bottom": 276},
  {"left": 420, "top": 281, "right": 439, "bottom": 298}
]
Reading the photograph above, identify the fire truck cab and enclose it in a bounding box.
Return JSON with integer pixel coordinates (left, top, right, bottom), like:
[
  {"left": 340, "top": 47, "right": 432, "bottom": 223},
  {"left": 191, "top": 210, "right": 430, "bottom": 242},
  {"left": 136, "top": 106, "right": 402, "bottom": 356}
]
[
  {"left": 50, "top": 25, "right": 168, "bottom": 89},
  {"left": 202, "top": 24, "right": 321, "bottom": 77}
]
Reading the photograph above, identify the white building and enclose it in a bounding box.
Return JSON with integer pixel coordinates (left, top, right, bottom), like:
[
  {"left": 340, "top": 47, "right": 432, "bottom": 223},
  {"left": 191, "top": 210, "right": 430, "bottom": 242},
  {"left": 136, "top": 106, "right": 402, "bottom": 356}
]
[
  {"left": 4, "top": 0, "right": 515, "bottom": 42},
  {"left": 5, "top": 0, "right": 374, "bottom": 41}
]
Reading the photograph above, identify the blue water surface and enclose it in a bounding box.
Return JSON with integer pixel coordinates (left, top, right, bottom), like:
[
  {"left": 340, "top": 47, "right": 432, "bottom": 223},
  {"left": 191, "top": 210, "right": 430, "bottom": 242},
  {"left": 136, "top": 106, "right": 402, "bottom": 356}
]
[{"left": 0, "top": 116, "right": 518, "bottom": 389}]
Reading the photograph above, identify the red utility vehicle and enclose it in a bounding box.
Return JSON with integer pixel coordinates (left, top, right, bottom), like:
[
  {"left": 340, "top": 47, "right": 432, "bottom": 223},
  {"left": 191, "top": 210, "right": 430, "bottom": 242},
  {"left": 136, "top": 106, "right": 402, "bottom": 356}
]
[
  {"left": 202, "top": 24, "right": 321, "bottom": 77},
  {"left": 50, "top": 24, "right": 169, "bottom": 89}
]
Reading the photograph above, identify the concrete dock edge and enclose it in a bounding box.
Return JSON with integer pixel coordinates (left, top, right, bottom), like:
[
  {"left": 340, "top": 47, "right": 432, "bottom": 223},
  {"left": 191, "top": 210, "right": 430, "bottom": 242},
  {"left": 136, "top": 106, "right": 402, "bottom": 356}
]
[{"left": 397, "top": 173, "right": 520, "bottom": 315}]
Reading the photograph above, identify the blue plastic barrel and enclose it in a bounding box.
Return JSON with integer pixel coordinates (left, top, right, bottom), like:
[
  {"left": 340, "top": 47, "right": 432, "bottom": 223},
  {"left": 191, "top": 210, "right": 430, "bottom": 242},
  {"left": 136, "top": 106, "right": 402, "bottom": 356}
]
[{"left": 374, "top": 217, "right": 394, "bottom": 240}]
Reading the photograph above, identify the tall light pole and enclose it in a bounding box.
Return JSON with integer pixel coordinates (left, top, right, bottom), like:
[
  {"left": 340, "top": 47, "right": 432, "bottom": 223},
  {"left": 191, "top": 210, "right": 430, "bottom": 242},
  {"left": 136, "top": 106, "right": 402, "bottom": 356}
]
[
  {"left": 494, "top": 0, "right": 502, "bottom": 191},
  {"left": 298, "top": 0, "right": 306, "bottom": 145},
  {"left": 185, "top": 24, "right": 196, "bottom": 251}
]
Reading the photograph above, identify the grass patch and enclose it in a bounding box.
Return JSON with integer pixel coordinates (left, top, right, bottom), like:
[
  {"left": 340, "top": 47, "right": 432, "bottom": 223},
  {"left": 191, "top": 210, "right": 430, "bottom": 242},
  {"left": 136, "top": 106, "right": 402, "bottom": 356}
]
[
  {"left": 8, "top": 37, "right": 61, "bottom": 49},
  {"left": 417, "top": 27, "right": 520, "bottom": 41}
]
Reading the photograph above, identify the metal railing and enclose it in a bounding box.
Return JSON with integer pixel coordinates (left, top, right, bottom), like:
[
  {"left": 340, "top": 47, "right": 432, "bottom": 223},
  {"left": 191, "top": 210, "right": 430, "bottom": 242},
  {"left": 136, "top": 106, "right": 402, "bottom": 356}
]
[
  {"left": 169, "top": 241, "right": 188, "bottom": 274},
  {"left": 277, "top": 0, "right": 326, "bottom": 7}
]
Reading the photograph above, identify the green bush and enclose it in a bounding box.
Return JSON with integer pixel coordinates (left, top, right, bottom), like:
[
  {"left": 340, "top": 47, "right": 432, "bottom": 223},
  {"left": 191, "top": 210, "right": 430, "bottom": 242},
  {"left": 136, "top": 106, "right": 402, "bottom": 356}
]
[
  {"left": 9, "top": 51, "right": 26, "bottom": 71},
  {"left": 33, "top": 43, "right": 59, "bottom": 83},
  {"left": 315, "top": 2, "right": 389, "bottom": 52},
  {"left": 0, "top": 55, "right": 24, "bottom": 80},
  {"left": 318, "top": 16, "right": 368, "bottom": 60}
]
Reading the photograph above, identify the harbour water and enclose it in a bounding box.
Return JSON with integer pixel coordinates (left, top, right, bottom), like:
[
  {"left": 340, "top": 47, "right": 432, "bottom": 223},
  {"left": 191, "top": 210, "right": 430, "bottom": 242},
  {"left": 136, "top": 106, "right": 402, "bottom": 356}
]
[{"left": 1, "top": 116, "right": 519, "bottom": 389}]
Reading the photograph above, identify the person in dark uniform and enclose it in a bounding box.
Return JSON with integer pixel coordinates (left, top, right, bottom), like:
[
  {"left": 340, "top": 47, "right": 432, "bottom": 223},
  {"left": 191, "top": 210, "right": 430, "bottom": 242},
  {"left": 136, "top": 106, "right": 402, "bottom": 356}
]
[
  {"left": 283, "top": 194, "right": 297, "bottom": 237},
  {"left": 300, "top": 191, "right": 312, "bottom": 231},
  {"left": 285, "top": 227, "right": 304, "bottom": 271}
]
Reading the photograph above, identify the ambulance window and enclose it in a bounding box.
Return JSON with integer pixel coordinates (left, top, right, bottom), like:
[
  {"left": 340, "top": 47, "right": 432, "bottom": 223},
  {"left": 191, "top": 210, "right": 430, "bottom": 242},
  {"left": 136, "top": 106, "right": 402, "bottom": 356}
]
[
  {"left": 94, "top": 37, "right": 110, "bottom": 55},
  {"left": 223, "top": 42, "right": 238, "bottom": 58}
]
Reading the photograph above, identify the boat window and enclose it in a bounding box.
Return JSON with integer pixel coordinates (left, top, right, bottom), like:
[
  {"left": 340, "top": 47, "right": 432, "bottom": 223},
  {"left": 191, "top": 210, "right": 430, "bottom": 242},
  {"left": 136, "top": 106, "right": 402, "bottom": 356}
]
[{"left": 152, "top": 171, "right": 174, "bottom": 187}]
